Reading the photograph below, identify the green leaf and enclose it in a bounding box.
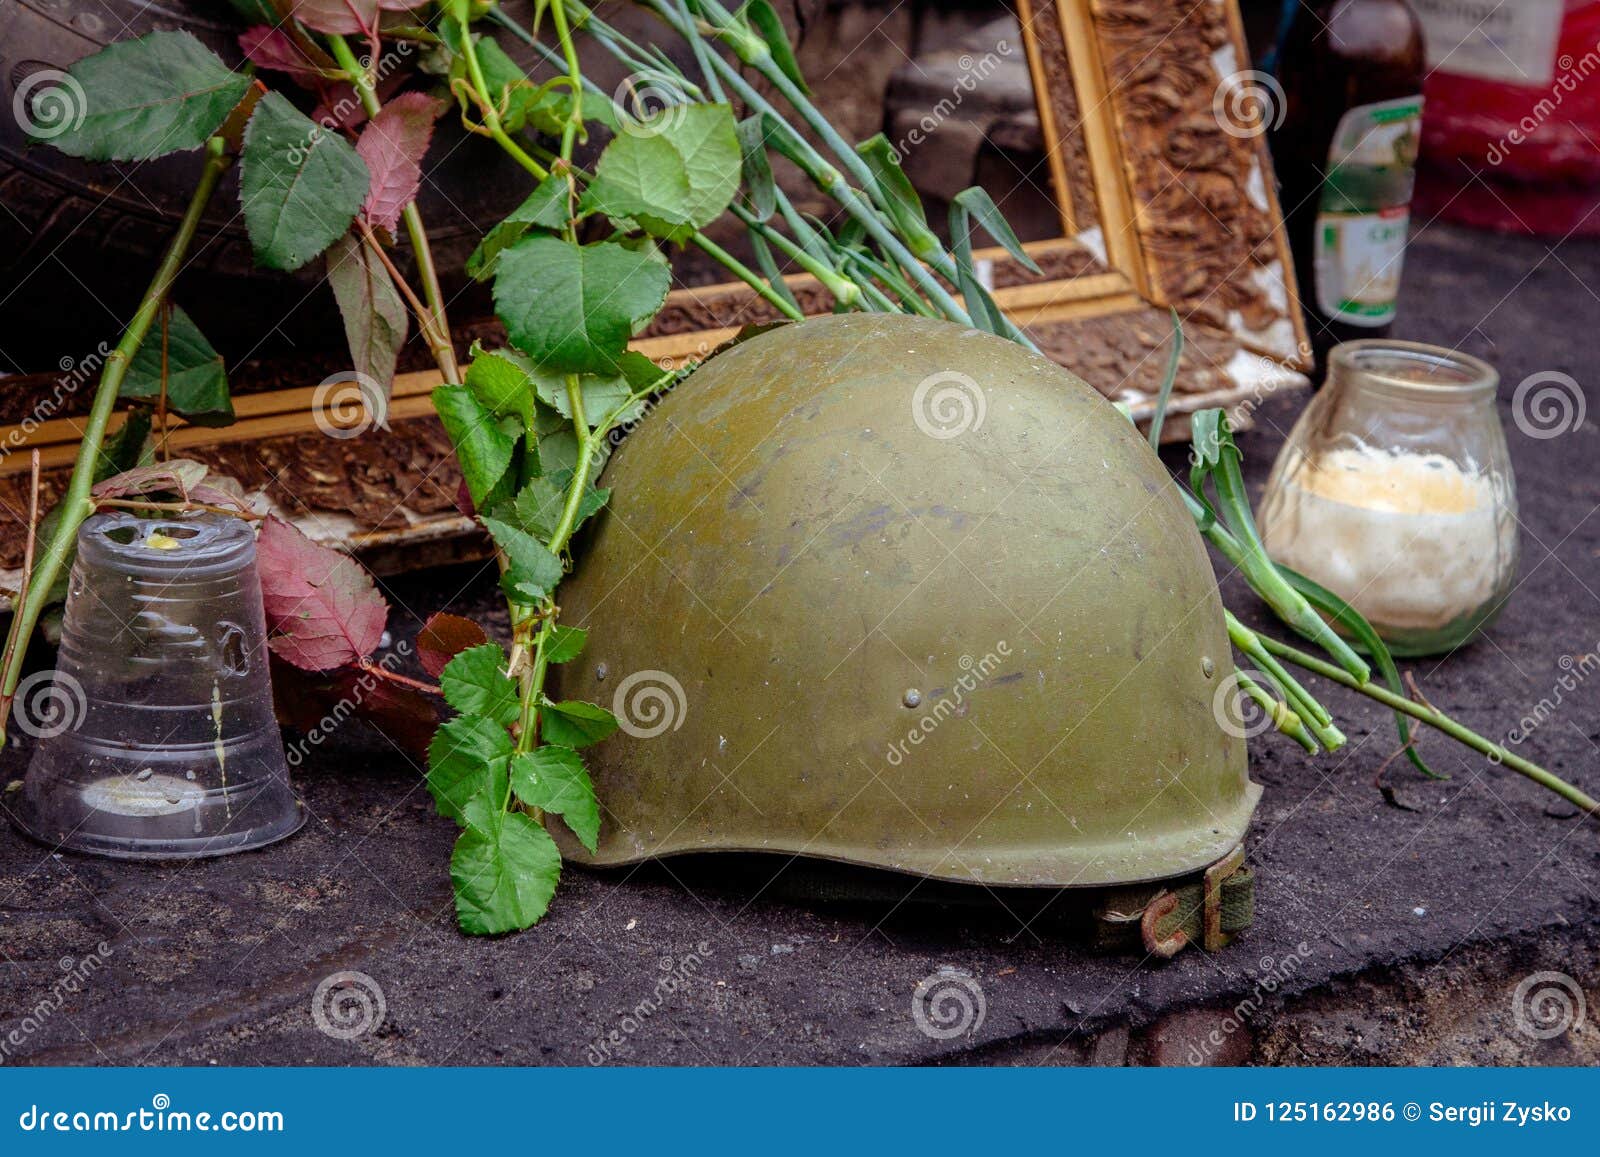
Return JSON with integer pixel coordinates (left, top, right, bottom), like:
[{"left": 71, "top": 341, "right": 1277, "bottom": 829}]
[
  {"left": 451, "top": 809, "right": 562, "bottom": 934},
  {"left": 950, "top": 186, "right": 1042, "bottom": 275},
  {"left": 736, "top": 116, "right": 777, "bottom": 220},
  {"left": 122, "top": 305, "right": 233, "bottom": 426},
  {"left": 749, "top": 231, "right": 802, "bottom": 313},
  {"left": 94, "top": 408, "right": 153, "bottom": 482},
  {"left": 240, "top": 92, "right": 370, "bottom": 272},
  {"left": 433, "top": 385, "right": 516, "bottom": 508},
  {"left": 581, "top": 104, "right": 741, "bottom": 241},
  {"left": 536, "top": 362, "right": 652, "bottom": 430},
  {"left": 494, "top": 237, "right": 670, "bottom": 375},
  {"left": 325, "top": 231, "right": 408, "bottom": 399},
  {"left": 32, "top": 31, "right": 250, "bottom": 161},
  {"left": 533, "top": 401, "right": 581, "bottom": 477},
  {"left": 465, "top": 176, "right": 571, "bottom": 281},
  {"left": 440, "top": 643, "right": 520, "bottom": 728},
  {"left": 465, "top": 38, "right": 576, "bottom": 136},
  {"left": 481, "top": 515, "right": 565, "bottom": 602},
  {"left": 1147, "top": 307, "right": 1183, "bottom": 449},
  {"left": 544, "top": 624, "right": 587, "bottom": 665},
  {"left": 495, "top": 471, "right": 609, "bottom": 542},
  {"left": 465, "top": 347, "right": 538, "bottom": 432},
  {"left": 510, "top": 746, "right": 600, "bottom": 852},
  {"left": 953, "top": 262, "right": 1008, "bottom": 337},
  {"left": 855, "top": 135, "right": 940, "bottom": 256},
  {"left": 426, "top": 714, "right": 513, "bottom": 825},
  {"left": 744, "top": 1, "right": 810, "bottom": 95},
  {"left": 539, "top": 699, "right": 618, "bottom": 749}
]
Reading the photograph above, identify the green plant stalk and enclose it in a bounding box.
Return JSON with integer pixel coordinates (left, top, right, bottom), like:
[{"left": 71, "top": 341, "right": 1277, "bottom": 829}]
[
  {"left": 1255, "top": 632, "right": 1600, "bottom": 815},
  {"left": 450, "top": 20, "right": 551, "bottom": 181},
  {"left": 547, "top": 0, "right": 586, "bottom": 159},
  {"left": 729, "top": 203, "right": 859, "bottom": 307},
  {"left": 0, "top": 136, "right": 233, "bottom": 741},
  {"left": 590, "top": 0, "right": 987, "bottom": 335},
  {"left": 403, "top": 204, "right": 461, "bottom": 382},
  {"left": 689, "top": 232, "right": 806, "bottom": 321},
  {"left": 1208, "top": 457, "right": 1370, "bottom": 683},
  {"left": 681, "top": 0, "right": 1039, "bottom": 349},
  {"left": 463, "top": 32, "right": 806, "bottom": 326},
  {"left": 746, "top": 230, "right": 805, "bottom": 313},
  {"left": 1234, "top": 668, "right": 1318, "bottom": 753},
  {"left": 1184, "top": 478, "right": 1370, "bottom": 686},
  {"left": 328, "top": 34, "right": 462, "bottom": 382},
  {"left": 1227, "top": 611, "right": 1344, "bottom": 751},
  {"left": 514, "top": 0, "right": 601, "bottom": 787}
]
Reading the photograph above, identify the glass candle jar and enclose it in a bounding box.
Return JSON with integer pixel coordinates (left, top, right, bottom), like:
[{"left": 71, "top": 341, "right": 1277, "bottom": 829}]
[{"left": 1256, "top": 341, "right": 1519, "bottom": 656}]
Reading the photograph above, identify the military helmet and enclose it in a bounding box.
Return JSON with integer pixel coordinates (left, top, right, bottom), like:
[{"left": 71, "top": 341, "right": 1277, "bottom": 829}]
[{"left": 551, "top": 314, "right": 1259, "bottom": 952}]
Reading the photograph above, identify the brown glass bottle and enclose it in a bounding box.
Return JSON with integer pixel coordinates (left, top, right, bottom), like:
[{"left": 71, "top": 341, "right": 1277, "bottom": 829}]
[{"left": 1271, "top": 0, "right": 1425, "bottom": 360}]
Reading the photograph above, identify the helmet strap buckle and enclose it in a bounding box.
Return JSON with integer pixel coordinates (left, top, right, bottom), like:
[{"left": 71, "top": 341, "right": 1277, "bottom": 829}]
[{"left": 1137, "top": 842, "right": 1253, "bottom": 957}]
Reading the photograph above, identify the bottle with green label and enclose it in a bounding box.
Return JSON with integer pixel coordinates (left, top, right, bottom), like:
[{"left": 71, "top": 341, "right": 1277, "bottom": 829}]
[{"left": 1272, "top": 0, "right": 1425, "bottom": 357}]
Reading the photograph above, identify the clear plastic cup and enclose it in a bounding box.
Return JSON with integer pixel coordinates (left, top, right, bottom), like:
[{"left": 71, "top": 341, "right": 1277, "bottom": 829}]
[{"left": 11, "top": 512, "right": 302, "bottom": 858}]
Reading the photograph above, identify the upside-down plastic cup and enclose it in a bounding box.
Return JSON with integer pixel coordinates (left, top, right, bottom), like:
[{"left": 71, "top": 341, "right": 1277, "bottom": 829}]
[{"left": 12, "top": 513, "right": 302, "bottom": 858}]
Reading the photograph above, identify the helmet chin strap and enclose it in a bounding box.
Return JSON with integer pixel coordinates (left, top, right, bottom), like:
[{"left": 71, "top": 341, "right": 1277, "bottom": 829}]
[{"left": 1092, "top": 843, "right": 1255, "bottom": 957}]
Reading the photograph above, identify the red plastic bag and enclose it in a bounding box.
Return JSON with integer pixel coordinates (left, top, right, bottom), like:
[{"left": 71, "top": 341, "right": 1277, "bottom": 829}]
[{"left": 1414, "top": 0, "right": 1600, "bottom": 235}]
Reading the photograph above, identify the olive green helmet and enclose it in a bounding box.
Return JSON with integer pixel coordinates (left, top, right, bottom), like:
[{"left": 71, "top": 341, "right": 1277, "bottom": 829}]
[{"left": 551, "top": 314, "right": 1259, "bottom": 950}]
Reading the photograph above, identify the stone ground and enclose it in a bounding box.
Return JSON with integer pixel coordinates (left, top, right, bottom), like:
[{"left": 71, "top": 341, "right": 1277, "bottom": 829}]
[{"left": 1, "top": 223, "right": 1597, "bottom": 1066}]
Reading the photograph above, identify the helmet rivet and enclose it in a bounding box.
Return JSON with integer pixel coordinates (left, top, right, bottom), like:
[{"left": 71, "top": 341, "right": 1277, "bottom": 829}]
[
  {"left": 595, "top": 663, "right": 609, "bottom": 682},
  {"left": 902, "top": 689, "right": 922, "bottom": 708},
  {"left": 1201, "top": 657, "right": 1216, "bottom": 679}
]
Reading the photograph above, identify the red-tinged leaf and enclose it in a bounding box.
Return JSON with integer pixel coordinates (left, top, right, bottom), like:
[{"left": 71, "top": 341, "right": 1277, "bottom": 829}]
[
  {"left": 326, "top": 230, "right": 408, "bottom": 397},
  {"left": 239, "top": 26, "right": 327, "bottom": 86},
  {"left": 417, "top": 612, "right": 491, "bottom": 679},
  {"left": 187, "top": 471, "right": 256, "bottom": 512},
  {"left": 289, "top": 0, "right": 426, "bottom": 36},
  {"left": 311, "top": 83, "right": 367, "bottom": 132},
  {"left": 356, "top": 92, "right": 444, "bottom": 233},
  {"left": 271, "top": 654, "right": 442, "bottom": 761},
  {"left": 257, "top": 515, "right": 388, "bottom": 670},
  {"left": 92, "top": 459, "right": 210, "bottom": 500},
  {"left": 454, "top": 478, "right": 476, "bottom": 518}
]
